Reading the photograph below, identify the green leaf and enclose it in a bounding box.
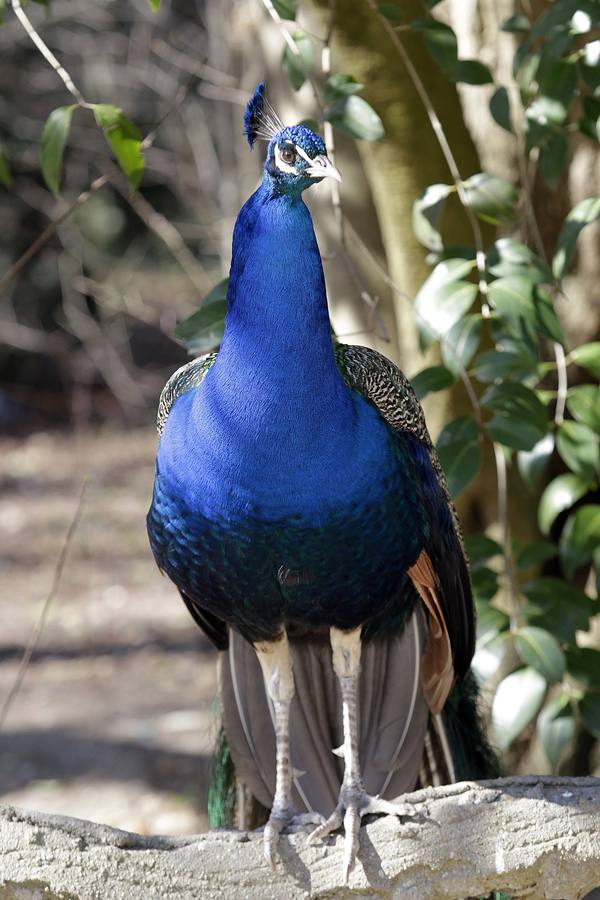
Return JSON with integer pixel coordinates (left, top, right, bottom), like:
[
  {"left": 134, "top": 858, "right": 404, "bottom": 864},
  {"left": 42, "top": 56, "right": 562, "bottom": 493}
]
[
  {"left": 323, "top": 74, "right": 363, "bottom": 103},
  {"left": 579, "top": 96, "right": 600, "bottom": 142},
  {"left": 411, "top": 365, "right": 456, "bottom": 400},
  {"left": 579, "top": 693, "right": 600, "bottom": 738},
  {"left": 92, "top": 104, "right": 144, "bottom": 190},
  {"left": 537, "top": 695, "right": 575, "bottom": 770},
  {"left": 272, "top": 0, "right": 297, "bottom": 19},
  {"left": 560, "top": 504, "right": 600, "bottom": 577},
  {"left": 538, "top": 473, "right": 590, "bottom": 534},
  {"left": 489, "top": 86, "right": 513, "bottom": 133},
  {"left": 553, "top": 198, "right": 600, "bottom": 279},
  {"left": 473, "top": 629, "right": 510, "bottom": 682},
  {"left": 436, "top": 415, "right": 481, "bottom": 498},
  {"left": 325, "top": 95, "right": 384, "bottom": 141},
  {"left": 415, "top": 279, "right": 477, "bottom": 348},
  {"left": 0, "top": 0, "right": 5, "bottom": 25},
  {"left": 580, "top": 40, "right": 600, "bottom": 94},
  {"left": 518, "top": 433, "right": 554, "bottom": 489},
  {"left": 326, "top": 95, "right": 382, "bottom": 141},
  {"left": 569, "top": 341, "right": 600, "bottom": 378},
  {"left": 412, "top": 183, "right": 453, "bottom": 252},
  {"left": 465, "top": 533, "right": 503, "bottom": 565},
  {"left": 486, "top": 416, "right": 544, "bottom": 452},
  {"left": 482, "top": 382, "right": 547, "bottom": 433},
  {"left": 488, "top": 275, "right": 554, "bottom": 345},
  {"left": 501, "top": 13, "right": 530, "bottom": 32},
  {"left": 522, "top": 577, "right": 594, "bottom": 643},
  {"left": 492, "top": 667, "right": 546, "bottom": 750},
  {"left": 282, "top": 30, "right": 315, "bottom": 91},
  {"left": 566, "top": 385, "right": 600, "bottom": 431},
  {"left": 175, "top": 278, "right": 228, "bottom": 353},
  {"left": 441, "top": 314, "right": 481, "bottom": 376},
  {"left": 537, "top": 59, "right": 578, "bottom": 125},
  {"left": 454, "top": 60, "right": 493, "bottom": 85},
  {"left": 515, "top": 626, "right": 566, "bottom": 684},
  {"left": 40, "top": 105, "right": 75, "bottom": 195},
  {"left": 486, "top": 238, "right": 551, "bottom": 283},
  {"left": 411, "top": 19, "right": 458, "bottom": 77},
  {"left": 533, "top": 286, "right": 564, "bottom": 344},
  {"left": 462, "top": 173, "right": 517, "bottom": 225},
  {"left": 0, "top": 142, "right": 11, "bottom": 186},
  {"left": 147, "top": 0, "right": 160, "bottom": 10},
  {"left": 538, "top": 130, "right": 568, "bottom": 190},
  {"left": 377, "top": 3, "right": 406, "bottom": 21},
  {"left": 556, "top": 421, "right": 599, "bottom": 481},
  {"left": 516, "top": 540, "right": 557, "bottom": 570},
  {"left": 473, "top": 349, "right": 536, "bottom": 383},
  {"left": 565, "top": 646, "right": 600, "bottom": 689},
  {"left": 471, "top": 566, "right": 499, "bottom": 603}
]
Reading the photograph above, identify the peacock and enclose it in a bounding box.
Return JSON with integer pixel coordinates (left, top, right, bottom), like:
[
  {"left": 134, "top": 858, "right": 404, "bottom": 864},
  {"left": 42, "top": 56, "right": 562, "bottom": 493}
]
[{"left": 147, "top": 82, "right": 498, "bottom": 882}]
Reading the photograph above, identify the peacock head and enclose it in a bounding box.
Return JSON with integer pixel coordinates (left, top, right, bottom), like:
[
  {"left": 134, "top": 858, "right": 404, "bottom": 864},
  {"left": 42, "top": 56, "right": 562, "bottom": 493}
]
[{"left": 243, "top": 82, "right": 341, "bottom": 195}]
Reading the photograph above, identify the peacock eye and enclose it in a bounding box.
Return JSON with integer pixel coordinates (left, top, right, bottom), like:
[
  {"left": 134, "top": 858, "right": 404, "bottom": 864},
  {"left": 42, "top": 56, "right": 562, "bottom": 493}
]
[{"left": 281, "top": 146, "right": 297, "bottom": 164}]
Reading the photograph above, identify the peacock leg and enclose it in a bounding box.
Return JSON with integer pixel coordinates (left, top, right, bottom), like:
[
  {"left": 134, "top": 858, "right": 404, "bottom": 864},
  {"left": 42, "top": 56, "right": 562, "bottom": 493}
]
[
  {"left": 308, "top": 626, "right": 414, "bottom": 883},
  {"left": 254, "top": 631, "right": 306, "bottom": 868}
]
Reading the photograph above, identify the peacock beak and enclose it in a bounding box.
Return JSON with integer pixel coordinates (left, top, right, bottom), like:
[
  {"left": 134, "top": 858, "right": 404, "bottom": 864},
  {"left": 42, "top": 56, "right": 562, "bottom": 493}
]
[{"left": 305, "top": 155, "right": 342, "bottom": 183}]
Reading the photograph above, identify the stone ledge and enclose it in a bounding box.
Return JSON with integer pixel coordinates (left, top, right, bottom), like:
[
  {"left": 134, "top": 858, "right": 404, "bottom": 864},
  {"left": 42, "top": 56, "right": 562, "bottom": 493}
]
[{"left": 1, "top": 777, "right": 600, "bottom": 899}]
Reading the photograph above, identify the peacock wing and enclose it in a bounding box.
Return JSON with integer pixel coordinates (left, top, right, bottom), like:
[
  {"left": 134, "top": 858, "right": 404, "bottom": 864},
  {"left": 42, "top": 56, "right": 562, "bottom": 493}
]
[{"left": 334, "top": 343, "right": 475, "bottom": 712}]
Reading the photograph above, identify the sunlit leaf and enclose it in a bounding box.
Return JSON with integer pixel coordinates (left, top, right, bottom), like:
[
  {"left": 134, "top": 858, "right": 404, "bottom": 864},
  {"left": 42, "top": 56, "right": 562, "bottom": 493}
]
[
  {"left": 441, "top": 313, "right": 481, "bottom": 375},
  {"left": 515, "top": 626, "right": 565, "bottom": 684},
  {"left": 518, "top": 433, "right": 554, "bottom": 489},
  {"left": 40, "top": 105, "right": 75, "bottom": 195},
  {"left": 472, "top": 630, "right": 509, "bottom": 682},
  {"left": 486, "top": 238, "right": 551, "bottom": 282},
  {"left": 553, "top": 197, "right": 600, "bottom": 279},
  {"left": 569, "top": 341, "right": 600, "bottom": 378},
  {"left": 175, "top": 278, "right": 228, "bottom": 353},
  {"left": 412, "top": 183, "right": 453, "bottom": 251},
  {"left": 272, "top": 0, "right": 297, "bottom": 19},
  {"left": 537, "top": 694, "right": 575, "bottom": 770},
  {"left": 93, "top": 104, "right": 144, "bottom": 189},
  {"left": 415, "top": 279, "right": 477, "bottom": 348},
  {"left": 566, "top": 385, "right": 600, "bottom": 431},
  {"left": 492, "top": 667, "right": 546, "bottom": 750},
  {"left": 560, "top": 505, "right": 600, "bottom": 577},
  {"left": 323, "top": 74, "right": 363, "bottom": 102},
  {"left": 556, "top": 420, "right": 599, "bottom": 481},
  {"left": 462, "top": 173, "right": 517, "bottom": 224},
  {"left": 147, "top": 0, "right": 160, "bottom": 10},
  {"left": 538, "top": 473, "right": 589, "bottom": 534},
  {"left": 282, "top": 30, "right": 315, "bottom": 91},
  {"left": 325, "top": 95, "right": 384, "bottom": 141}
]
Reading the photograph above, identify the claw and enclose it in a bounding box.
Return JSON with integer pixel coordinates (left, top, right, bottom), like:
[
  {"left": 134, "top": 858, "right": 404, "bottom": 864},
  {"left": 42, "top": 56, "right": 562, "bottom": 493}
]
[
  {"left": 264, "top": 809, "right": 326, "bottom": 867},
  {"left": 307, "top": 787, "right": 416, "bottom": 881}
]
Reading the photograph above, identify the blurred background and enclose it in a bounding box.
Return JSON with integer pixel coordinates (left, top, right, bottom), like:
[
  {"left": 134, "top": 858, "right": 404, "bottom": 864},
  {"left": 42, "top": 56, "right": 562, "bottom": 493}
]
[{"left": 1, "top": 0, "right": 599, "bottom": 836}]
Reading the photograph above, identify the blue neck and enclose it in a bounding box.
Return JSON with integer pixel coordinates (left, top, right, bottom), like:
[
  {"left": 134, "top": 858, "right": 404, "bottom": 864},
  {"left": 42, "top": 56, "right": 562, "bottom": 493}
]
[{"left": 213, "top": 180, "right": 341, "bottom": 403}]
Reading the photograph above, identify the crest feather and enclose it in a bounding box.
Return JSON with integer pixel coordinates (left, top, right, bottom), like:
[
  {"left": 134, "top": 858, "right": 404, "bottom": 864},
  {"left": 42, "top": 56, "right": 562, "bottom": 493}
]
[{"left": 243, "top": 82, "right": 283, "bottom": 149}]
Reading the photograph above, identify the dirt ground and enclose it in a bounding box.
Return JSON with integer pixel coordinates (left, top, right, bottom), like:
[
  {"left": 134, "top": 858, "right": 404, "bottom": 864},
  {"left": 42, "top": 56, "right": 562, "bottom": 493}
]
[{"left": 0, "top": 427, "right": 219, "bottom": 835}]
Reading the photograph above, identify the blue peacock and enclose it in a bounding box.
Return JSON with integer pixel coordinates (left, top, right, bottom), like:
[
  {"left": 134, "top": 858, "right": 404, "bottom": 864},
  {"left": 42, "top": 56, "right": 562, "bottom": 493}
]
[{"left": 147, "top": 83, "right": 498, "bottom": 881}]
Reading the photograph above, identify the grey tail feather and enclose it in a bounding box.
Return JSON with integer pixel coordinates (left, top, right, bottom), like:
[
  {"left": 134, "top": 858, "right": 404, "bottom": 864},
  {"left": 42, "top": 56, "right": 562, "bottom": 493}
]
[{"left": 210, "top": 621, "right": 499, "bottom": 824}]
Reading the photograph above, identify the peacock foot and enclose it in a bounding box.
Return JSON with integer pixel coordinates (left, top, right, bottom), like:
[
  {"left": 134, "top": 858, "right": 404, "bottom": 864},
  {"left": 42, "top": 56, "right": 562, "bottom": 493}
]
[
  {"left": 307, "top": 782, "right": 415, "bottom": 883},
  {"left": 263, "top": 807, "right": 325, "bottom": 869}
]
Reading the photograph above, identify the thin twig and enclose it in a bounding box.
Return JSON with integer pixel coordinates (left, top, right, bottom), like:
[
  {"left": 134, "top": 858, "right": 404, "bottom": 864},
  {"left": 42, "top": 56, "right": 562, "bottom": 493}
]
[
  {"left": 11, "top": 0, "right": 86, "bottom": 105},
  {"left": 260, "top": 0, "right": 324, "bottom": 116},
  {"left": 0, "top": 482, "right": 87, "bottom": 731},
  {"left": 0, "top": 175, "right": 110, "bottom": 297},
  {"left": 493, "top": 444, "right": 520, "bottom": 631},
  {"left": 554, "top": 340, "right": 568, "bottom": 425}
]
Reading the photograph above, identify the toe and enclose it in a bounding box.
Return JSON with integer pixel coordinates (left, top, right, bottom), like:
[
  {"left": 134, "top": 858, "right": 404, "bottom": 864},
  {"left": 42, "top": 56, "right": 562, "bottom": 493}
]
[
  {"left": 307, "top": 806, "right": 343, "bottom": 844},
  {"left": 342, "top": 804, "right": 360, "bottom": 883}
]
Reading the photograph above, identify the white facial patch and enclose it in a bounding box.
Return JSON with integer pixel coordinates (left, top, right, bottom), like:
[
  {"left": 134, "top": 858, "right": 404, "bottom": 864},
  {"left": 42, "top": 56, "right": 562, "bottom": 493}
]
[{"left": 274, "top": 143, "right": 299, "bottom": 175}]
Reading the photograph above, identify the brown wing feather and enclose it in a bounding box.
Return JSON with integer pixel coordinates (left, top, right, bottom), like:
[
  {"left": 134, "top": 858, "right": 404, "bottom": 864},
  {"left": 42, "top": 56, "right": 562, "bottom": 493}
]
[{"left": 408, "top": 550, "right": 453, "bottom": 713}]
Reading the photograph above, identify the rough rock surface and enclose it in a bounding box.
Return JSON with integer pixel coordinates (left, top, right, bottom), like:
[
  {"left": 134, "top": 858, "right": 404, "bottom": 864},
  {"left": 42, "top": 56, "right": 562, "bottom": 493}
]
[{"left": 1, "top": 776, "right": 600, "bottom": 899}]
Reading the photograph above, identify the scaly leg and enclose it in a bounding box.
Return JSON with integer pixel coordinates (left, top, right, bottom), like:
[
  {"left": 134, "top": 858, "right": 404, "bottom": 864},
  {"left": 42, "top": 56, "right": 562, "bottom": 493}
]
[
  {"left": 255, "top": 631, "right": 322, "bottom": 868},
  {"left": 308, "top": 627, "right": 414, "bottom": 883}
]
